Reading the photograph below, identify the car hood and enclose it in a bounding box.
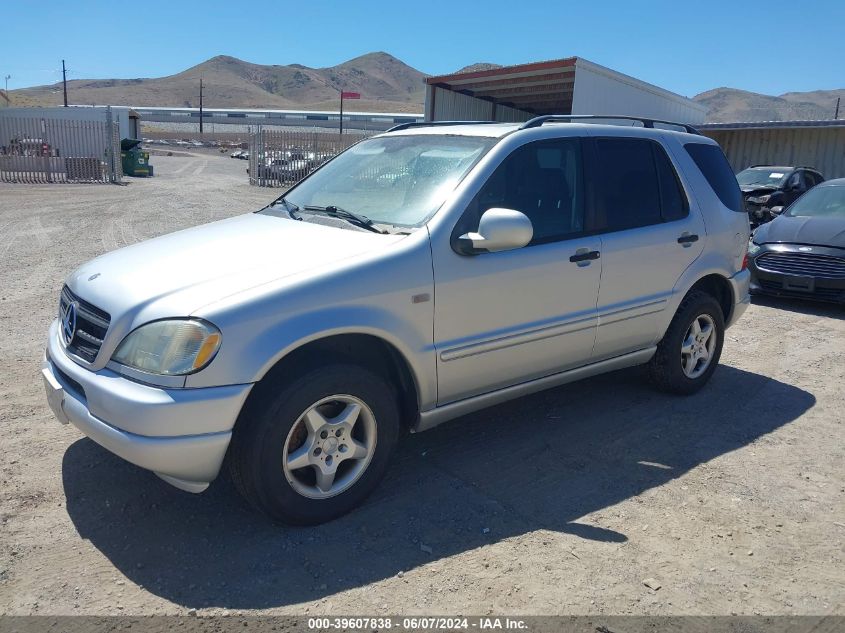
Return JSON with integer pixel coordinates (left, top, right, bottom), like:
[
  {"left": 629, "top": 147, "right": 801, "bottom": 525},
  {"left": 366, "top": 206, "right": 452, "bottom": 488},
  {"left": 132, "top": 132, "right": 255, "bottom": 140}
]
[
  {"left": 66, "top": 213, "right": 404, "bottom": 320},
  {"left": 754, "top": 215, "right": 845, "bottom": 249},
  {"left": 740, "top": 184, "right": 778, "bottom": 196}
]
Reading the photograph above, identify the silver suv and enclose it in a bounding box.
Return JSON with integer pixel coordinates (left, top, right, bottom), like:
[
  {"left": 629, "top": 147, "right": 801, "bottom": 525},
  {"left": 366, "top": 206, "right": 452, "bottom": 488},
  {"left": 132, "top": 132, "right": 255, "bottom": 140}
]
[{"left": 43, "top": 116, "right": 750, "bottom": 524}]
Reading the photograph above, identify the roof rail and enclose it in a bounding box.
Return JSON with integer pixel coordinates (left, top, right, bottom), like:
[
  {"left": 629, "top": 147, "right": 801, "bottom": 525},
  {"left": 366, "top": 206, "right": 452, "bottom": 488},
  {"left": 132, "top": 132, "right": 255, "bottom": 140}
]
[
  {"left": 385, "top": 120, "right": 499, "bottom": 132},
  {"left": 518, "top": 114, "right": 701, "bottom": 135}
]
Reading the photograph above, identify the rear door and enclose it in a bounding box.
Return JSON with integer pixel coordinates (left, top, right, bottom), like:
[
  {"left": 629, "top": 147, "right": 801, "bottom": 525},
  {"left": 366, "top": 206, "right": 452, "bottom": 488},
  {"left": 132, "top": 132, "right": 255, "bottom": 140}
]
[{"left": 586, "top": 136, "right": 705, "bottom": 361}]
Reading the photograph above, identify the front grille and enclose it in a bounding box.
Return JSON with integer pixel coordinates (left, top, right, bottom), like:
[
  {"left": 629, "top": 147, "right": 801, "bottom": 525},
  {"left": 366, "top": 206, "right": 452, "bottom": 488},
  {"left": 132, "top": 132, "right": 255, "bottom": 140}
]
[
  {"left": 756, "top": 252, "right": 845, "bottom": 280},
  {"left": 758, "top": 279, "right": 845, "bottom": 302},
  {"left": 59, "top": 286, "right": 111, "bottom": 362}
]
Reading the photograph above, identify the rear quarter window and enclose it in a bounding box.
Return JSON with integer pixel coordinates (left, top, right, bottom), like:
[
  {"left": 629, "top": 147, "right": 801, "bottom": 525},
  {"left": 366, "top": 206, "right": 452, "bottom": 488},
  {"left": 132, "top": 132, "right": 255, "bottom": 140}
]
[{"left": 684, "top": 143, "right": 743, "bottom": 212}]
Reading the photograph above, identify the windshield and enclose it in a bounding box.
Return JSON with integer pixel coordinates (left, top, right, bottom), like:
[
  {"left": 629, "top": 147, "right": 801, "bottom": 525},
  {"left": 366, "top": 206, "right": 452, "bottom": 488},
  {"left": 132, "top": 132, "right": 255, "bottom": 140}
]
[
  {"left": 785, "top": 185, "right": 845, "bottom": 218},
  {"left": 736, "top": 167, "right": 789, "bottom": 187},
  {"left": 266, "top": 135, "right": 497, "bottom": 228}
]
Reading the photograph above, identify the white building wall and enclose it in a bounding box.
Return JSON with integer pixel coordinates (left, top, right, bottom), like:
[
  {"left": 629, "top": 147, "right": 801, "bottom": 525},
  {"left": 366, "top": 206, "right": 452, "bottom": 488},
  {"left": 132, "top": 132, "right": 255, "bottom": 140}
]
[
  {"left": 571, "top": 59, "right": 706, "bottom": 124},
  {"left": 0, "top": 106, "right": 135, "bottom": 138}
]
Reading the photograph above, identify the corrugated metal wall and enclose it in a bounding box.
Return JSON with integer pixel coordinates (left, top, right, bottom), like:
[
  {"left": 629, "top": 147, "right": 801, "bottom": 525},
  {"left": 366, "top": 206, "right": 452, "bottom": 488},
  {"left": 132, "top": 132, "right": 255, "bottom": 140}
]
[
  {"left": 426, "top": 86, "right": 533, "bottom": 122},
  {"left": 703, "top": 127, "right": 845, "bottom": 179},
  {"left": 571, "top": 60, "right": 707, "bottom": 124}
]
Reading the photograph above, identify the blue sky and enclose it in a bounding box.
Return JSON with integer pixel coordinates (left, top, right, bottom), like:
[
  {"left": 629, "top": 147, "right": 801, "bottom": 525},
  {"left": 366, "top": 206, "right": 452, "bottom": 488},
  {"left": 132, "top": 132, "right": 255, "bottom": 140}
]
[{"left": 2, "top": 0, "right": 843, "bottom": 97}]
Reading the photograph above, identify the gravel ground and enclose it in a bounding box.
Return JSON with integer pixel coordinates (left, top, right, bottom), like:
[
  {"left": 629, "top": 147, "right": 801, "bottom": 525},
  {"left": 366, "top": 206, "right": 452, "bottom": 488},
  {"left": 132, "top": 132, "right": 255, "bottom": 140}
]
[{"left": 0, "top": 153, "right": 843, "bottom": 616}]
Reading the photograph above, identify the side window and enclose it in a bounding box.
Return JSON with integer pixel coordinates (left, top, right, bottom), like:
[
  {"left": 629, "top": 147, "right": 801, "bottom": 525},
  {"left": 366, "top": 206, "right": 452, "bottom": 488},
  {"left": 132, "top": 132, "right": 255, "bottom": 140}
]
[
  {"left": 592, "top": 138, "right": 662, "bottom": 231},
  {"left": 801, "top": 171, "right": 817, "bottom": 189},
  {"left": 464, "top": 138, "right": 585, "bottom": 245},
  {"left": 684, "top": 143, "right": 744, "bottom": 212},
  {"left": 653, "top": 144, "right": 689, "bottom": 222},
  {"left": 787, "top": 171, "right": 803, "bottom": 190}
]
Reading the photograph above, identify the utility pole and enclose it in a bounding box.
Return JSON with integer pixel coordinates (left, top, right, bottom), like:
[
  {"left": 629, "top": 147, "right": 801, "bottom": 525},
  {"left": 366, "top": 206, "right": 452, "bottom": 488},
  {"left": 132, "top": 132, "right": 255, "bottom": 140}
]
[
  {"left": 836, "top": 97, "right": 841, "bottom": 120},
  {"left": 3, "top": 75, "right": 9, "bottom": 107},
  {"left": 199, "top": 77, "right": 204, "bottom": 134},
  {"left": 62, "top": 60, "right": 68, "bottom": 107}
]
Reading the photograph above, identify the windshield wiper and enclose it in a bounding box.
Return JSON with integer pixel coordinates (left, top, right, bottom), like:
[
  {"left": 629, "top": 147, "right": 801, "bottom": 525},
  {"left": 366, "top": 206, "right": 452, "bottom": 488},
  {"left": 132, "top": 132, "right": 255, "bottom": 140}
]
[
  {"left": 268, "top": 196, "right": 301, "bottom": 220},
  {"left": 302, "top": 205, "right": 387, "bottom": 234}
]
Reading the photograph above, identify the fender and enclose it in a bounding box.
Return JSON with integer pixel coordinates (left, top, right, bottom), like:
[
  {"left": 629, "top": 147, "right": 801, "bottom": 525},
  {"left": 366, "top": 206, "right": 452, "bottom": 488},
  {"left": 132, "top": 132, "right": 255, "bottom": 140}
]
[
  {"left": 185, "top": 304, "right": 437, "bottom": 410},
  {"left": 659, "top": 251, "right": 737, "bottom": 337}
]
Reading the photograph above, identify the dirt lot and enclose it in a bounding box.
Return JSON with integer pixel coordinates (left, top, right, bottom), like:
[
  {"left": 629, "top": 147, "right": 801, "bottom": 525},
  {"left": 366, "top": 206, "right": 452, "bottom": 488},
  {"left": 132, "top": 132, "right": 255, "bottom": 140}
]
[{"left": 0, "top": 152, "right": 843, "bottom": 616}]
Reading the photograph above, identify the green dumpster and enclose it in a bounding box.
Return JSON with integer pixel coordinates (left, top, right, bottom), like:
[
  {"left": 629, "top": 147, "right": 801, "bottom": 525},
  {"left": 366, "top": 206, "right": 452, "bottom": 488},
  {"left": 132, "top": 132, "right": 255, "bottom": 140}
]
[{"left": 120, "top": 138, "right": 153, "bottom": 177}]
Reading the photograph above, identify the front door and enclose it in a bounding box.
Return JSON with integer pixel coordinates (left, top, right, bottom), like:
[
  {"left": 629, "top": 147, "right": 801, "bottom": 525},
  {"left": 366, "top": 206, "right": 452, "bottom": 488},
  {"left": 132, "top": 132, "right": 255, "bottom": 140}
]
[{"left": 432, "top": 137, "right": 602, "bottom": 405}]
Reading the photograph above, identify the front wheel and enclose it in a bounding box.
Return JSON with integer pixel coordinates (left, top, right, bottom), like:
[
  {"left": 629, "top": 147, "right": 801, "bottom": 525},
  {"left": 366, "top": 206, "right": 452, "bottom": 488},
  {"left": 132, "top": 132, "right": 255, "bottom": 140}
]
[
  {"left": 228, "top": 364, "right": 400, "bottom": 525},
  {"left": 648, "top": 290, "right": 725, "bottom": 395}
]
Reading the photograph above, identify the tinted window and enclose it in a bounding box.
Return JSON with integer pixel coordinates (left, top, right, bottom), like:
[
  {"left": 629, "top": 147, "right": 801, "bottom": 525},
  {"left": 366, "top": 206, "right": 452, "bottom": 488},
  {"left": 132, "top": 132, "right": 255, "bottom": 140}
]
[
  {"left": 593, "top": 138, "right": 661, "bottom": 231},
  {"left": 654, "top": 145, "right": 689, "bottom": 221},
  {"left": 787, "top": 171, "right": 803, "bottom": 190},
  {"left": 800, "top": 171, "right": 819, "bottom": 189},
  {"left": 464, "top": 138, "right": 584, "bottom": 245},
  {"left": 684, "top": 143, "right": 743, "bottom": 212}
]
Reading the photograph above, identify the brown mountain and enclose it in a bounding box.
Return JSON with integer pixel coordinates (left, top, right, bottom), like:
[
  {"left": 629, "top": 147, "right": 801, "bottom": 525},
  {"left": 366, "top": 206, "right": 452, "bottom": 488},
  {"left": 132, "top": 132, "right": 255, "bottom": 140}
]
[
  {"left": 694, "top": 87, "right": 845, "bottom": 122},
  {"left": 454, "top": 63, "right": 503, "bottom": 74},
  {"left": 9, "top": 52, "right": 843, "bottom": 122},
  {"left": 7, "top": 52, "right": 427, "bottom": 113}
]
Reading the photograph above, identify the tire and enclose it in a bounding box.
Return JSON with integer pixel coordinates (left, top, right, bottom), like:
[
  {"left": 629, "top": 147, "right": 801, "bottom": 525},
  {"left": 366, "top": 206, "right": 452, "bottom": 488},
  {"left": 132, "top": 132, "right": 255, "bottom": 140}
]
[
  {"left": 228, "top": 363, "right": 400, "bottom": 525},
  {"left": 648, "top": 290, "right": 725, "bottom": 395}
]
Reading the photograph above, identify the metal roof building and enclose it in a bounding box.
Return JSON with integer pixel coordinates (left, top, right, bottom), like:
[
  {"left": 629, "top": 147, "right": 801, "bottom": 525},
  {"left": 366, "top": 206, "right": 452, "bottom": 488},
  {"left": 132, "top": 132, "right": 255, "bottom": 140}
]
[
  {"left": 699, "top": 120, "right": 845, "bottom": 179},
  {"left": 424, "top": 57, "right": 706, "bottom": 125}
]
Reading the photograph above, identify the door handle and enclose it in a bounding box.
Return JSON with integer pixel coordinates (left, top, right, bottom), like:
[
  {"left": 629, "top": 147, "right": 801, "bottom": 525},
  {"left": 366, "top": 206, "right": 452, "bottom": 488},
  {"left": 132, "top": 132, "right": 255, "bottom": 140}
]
[
  {"left": 569, "top": 249, "right": 601, "bottom": 263},
  {"left": 677, "top": 233, "right": 699, "bottom": 246}
]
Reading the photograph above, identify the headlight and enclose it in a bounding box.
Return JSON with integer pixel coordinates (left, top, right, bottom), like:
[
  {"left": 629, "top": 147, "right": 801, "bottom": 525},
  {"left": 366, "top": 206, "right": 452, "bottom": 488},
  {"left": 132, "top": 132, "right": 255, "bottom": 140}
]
[
  {"left": 747, "top": 194, "right": 771, "bottom": 205},
  {"left": 747, "top": 241, "right": 762, "bottom": 255},
  {"left": 112, "top": 319, "right": 221, "bottom": 376}
]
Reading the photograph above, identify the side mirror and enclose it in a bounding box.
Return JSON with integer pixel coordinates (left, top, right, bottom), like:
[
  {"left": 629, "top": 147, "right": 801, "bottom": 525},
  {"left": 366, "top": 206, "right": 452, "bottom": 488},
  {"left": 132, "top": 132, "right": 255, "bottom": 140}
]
[
  {"left": 770, "top": 206, "right": 785, "bottom": 215},
  {"left": 456, "top": 208, "right": 533, "bottom": 255}
]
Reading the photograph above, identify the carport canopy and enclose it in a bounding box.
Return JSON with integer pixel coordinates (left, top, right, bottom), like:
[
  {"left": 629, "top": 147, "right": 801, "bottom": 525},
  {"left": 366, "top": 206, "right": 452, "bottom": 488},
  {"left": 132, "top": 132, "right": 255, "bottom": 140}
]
[{"left": 426, "top": 58, "right": 577, "bottom": 115}]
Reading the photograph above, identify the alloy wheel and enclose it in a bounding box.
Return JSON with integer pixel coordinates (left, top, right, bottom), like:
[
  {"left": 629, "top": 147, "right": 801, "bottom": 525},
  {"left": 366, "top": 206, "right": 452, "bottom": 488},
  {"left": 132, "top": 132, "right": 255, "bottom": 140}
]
[{"left": 282, "top": 394, "right": 377, "bottom": 499}]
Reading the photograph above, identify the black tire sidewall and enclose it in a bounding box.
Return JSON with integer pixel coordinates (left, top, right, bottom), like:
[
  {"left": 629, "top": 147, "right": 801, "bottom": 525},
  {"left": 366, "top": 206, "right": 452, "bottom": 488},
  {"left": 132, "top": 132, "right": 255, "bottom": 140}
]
[
  {"left": 243, "top": 365, "right": 399, "bottom": 525},
  {"left": 655, "top": 293, "right": 725, "bottom": 394}
]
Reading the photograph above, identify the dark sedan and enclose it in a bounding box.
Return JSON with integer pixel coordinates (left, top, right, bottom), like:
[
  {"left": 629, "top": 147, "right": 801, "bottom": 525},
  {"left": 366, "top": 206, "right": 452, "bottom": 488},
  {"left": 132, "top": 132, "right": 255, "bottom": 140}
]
[{"left": 748, "top": 178, "right": 845, "bottom": 303}]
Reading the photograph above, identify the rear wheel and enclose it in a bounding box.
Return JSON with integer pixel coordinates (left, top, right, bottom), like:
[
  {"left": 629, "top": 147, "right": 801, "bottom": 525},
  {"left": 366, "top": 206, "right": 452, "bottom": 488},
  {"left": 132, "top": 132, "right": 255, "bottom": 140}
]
[
  {"left": 649, "top": 290, "right": 725, "bottom": 395},
  {"left": 229, "top": 364, "right": 399, "bottom": 525}
]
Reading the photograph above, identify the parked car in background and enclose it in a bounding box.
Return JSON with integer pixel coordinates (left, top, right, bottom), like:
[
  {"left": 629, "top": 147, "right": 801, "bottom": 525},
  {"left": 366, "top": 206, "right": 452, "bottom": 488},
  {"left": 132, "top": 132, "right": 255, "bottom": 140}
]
[
  {"left": 253, "top": 156, "right": 312, "bottom": 183},
  {"left": 230, "top": 150, "right": 243, "bottom": 159},
  {"left": 42, "top": 117, "right": 750, "bottom": 525},
  {"left": 749, "top": 178, "right": 845, "bottom": 303},
  {"left": 737, "top": 165, "right": 824, "bottom": 228}
]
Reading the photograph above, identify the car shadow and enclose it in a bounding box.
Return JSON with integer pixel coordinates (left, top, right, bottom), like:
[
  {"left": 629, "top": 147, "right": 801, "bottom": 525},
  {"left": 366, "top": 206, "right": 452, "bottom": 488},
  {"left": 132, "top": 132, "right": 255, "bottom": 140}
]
[
  {"left": 62, "top": 364, "right": 814, "bottom": 609},
  {"left": 752, "top": 293, "right": 844, "bottom": 319}
]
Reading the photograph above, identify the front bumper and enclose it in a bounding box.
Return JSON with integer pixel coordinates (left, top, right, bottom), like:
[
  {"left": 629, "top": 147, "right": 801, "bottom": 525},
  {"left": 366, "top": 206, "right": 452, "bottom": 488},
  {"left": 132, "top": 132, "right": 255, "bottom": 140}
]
[
  {"left": 749, "top": 246, "right": 845, "bottom": 304},
  {"left": 43, "top": 319, "right": 253, "bottom": 492}
]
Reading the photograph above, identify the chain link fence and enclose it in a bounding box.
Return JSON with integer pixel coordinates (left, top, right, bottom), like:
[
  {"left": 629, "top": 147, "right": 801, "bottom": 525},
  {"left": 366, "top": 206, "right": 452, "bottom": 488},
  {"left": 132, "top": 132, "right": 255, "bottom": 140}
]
[{"left": 0, "top": 111, "right": 122, "bottom": 184}]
